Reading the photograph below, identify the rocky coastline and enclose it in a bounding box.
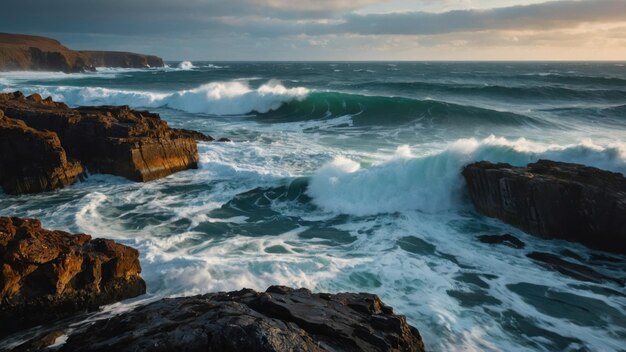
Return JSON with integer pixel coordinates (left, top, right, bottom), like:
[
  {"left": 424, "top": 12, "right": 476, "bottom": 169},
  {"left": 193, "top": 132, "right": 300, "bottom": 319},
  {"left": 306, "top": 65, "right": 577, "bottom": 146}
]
[
  {"left": 0, "top": 33, "right": 163, "bottom": 72},
  {"left": 0, "top": 91, "right": 208, "bottom": 194},
  {"left": 0, "top": 218, "right": 424, "bottom": 351},
  {"left": 0, "top": 93, "right": 425, "bottom": 351},
  {"left": 1, "top": 90, "right": 625, "bottom": 350}
]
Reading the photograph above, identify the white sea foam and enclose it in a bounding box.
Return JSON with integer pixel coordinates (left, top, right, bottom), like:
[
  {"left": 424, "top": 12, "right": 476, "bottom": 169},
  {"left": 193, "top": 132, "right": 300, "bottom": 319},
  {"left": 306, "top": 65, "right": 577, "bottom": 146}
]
[
  {"left": 177, "top": 61, "right": 194, "bottom": 70},
  {"left": 3, "top": 80, "right": 310, "bottom": 115},
  {"left": 308, "top": 135, "right": 626, "bottom": 216}
]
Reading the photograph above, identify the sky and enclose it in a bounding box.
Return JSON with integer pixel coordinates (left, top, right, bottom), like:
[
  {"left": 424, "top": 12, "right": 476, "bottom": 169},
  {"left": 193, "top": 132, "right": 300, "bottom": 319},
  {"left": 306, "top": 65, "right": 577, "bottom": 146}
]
[{"left": 1, "top": 0, "right": 626, "bottom": 60}]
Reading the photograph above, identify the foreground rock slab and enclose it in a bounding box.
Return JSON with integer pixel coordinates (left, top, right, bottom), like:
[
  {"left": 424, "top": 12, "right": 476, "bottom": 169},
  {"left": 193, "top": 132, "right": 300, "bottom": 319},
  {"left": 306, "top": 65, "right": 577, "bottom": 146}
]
[
  {"left": 0, "top": 217, "right": 146, "bottom": 336},
  {"left": 0, "top": 91, "right": 206, "bottom": 194},
  {"left": 462, "top": 160, "right": 626, "bottom": 254},
  {"left": 59, "top": 286, "right": 424, "bottom": 352}
]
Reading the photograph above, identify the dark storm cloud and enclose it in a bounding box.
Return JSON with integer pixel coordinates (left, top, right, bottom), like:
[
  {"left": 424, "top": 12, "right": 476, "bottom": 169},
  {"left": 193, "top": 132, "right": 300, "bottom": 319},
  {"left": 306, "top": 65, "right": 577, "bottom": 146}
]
[
  {"left": 340, "top": 0, "right": 626, "bottom": 35},
  {"left": 2, "top": 0, "right": 625, "bottom": 37}
]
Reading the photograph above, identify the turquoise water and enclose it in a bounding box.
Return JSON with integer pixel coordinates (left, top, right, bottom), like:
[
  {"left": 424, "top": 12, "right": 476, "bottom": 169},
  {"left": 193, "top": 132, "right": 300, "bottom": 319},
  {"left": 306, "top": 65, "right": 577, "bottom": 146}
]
[{"left": 1, "top": 62, "right": 625, "bottom": 351}]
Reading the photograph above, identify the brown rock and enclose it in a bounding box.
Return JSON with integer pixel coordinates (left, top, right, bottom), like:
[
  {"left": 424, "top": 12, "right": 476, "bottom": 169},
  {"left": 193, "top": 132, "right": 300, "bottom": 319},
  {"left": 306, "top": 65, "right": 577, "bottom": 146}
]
[
  {"left": 462, "top": 160, "right": 626, "bottom": 254},
  {"left": 0, "top": 217, "right": 146, "bottom": 336},
  {"left": 0, "top": 108, "right": 84, "bottom": 194},
  {"left": 0, "top": 32, "right": 163, "bottom": 72},
  {"left": 59, "top": 286, "right": 425, "bottom": 352},
  {"left": 0, "top": 91, "right": 200, "bottom": 193}
]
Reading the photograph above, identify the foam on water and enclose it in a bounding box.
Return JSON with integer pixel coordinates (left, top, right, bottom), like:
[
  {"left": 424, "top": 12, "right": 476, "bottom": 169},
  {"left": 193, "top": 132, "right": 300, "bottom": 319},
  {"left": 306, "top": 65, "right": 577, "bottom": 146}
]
[
  {"left": 308, "top": 135, "right": 626, "bottom": 216},
  {"left": 177, "top": 61, "right": 195, "bottom": 70},
  {"left": 1, "top": 80, "right": 309, "bottom": 115},
  {"left": 1, "top": 62, "right": 625, "bottom": 352}
]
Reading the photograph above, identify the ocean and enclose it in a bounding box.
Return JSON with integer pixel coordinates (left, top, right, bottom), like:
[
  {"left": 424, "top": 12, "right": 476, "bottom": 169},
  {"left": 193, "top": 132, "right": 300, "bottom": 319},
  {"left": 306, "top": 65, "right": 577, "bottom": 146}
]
[{"left": 1, "top": 62, "right": 625, "bottom": 351}]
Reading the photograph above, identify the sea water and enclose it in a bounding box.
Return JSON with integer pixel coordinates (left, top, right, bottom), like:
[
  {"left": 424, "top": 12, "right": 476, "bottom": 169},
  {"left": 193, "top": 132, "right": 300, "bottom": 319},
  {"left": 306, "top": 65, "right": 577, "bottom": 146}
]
[{"left": 1, "top": 62, "right": 625, "bottom": 351}]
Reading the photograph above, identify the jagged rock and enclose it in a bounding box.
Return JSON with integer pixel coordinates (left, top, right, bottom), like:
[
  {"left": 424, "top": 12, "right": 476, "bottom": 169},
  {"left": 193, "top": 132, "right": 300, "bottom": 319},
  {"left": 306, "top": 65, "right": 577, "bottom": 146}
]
[
  {"left": 477, "top": 234, "right": 525, "bottom": 249},
  {"left": 0, "top": 109, "right": 84, "bottom": 194},
  {"left": 0, "top": 92, "right": 201, "bottom": 193},
  {"left": 0, "top": 32, "right": 163, "bottom": 72},
  {"left": 0, "top": 217, "right": 146, "bottom": 336},
  {"left": 462, "top": 160, "right": 626, "bottom": 254},
  {"left": 58, "top": 286, "right": 424, "bottom": 352}
]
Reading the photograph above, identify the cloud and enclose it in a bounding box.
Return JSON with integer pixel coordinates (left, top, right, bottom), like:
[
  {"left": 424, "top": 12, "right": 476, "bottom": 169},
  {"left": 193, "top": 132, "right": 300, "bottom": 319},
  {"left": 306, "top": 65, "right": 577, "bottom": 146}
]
[
  {"left": 339, "top": 0, "right": 626, "bottom": 35},
  {"left": 1, "top": 0, "right": 625, "bottom": 59}
]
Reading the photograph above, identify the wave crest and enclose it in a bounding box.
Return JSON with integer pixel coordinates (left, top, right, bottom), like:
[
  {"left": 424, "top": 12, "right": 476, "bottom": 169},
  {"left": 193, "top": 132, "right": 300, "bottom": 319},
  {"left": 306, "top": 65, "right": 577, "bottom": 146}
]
[
  {"left": 177, "top": 61, "right": 195, "bottom": 70},
  {"left": 4, "top": 80, "right": 310, "bottom": 115},
  {"left": 308, "top": 136, "right": 626, "bottom": 216}
]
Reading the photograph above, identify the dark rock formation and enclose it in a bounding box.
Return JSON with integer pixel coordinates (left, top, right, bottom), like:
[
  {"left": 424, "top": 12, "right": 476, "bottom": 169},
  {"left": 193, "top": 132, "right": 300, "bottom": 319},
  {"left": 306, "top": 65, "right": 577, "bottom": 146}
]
[
  {"left": 0, "top": 109, "right": 84, "bottom": 194},
  {"left": 78, "top": 51, "right": 163, "bottom": 69},
  {"left": 477, "top": 234, "right": 525, "bottom": 249},
  {"left": 59, "top": 286, "right": 424, "bottom": 352},
  {"left": 0, "top": 33, "right": 163, "bottom": 72},
  {"left": 0, "top": 217, "right": 146, "bottom": 336},
  {"left": 462, "top": 160, "right": 626, "bottom": 254},
  {"left": 0, "top": 91, "right": 202, "bottom": 193}
]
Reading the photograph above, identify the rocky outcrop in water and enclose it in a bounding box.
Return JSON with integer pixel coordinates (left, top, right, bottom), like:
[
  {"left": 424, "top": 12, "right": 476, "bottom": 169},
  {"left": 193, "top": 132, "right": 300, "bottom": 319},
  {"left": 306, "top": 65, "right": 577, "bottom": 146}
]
[
  {"left": 0, "top": 217, "right": 146, "bottom": 336},
  {"left": 56, "top": 285, "right": 424, "bottom": 352},
  {"left": 462, "top": 160, "right": 626, "bottom": 254},
  {"left": 0, "top": 33, "right": 163, "bottom": 72},
  {"left": 0, "top": 91, "right": 205, "bottom": 194}
]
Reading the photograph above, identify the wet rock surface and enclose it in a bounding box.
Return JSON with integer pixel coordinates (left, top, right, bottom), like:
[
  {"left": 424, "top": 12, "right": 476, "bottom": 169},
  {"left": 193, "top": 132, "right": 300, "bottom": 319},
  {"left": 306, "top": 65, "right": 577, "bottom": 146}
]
[
  {"left": 462, "top": 160, "right": 626, "bottom": 254},
  {"left": 58, "top": 286, "right": 425, "bottom": 352},
  {"left": 0, "top": 217, "right": 146, "bottom": 336},
  {"left": 0, "top": 91, "right": 207, "bottom": 194}
]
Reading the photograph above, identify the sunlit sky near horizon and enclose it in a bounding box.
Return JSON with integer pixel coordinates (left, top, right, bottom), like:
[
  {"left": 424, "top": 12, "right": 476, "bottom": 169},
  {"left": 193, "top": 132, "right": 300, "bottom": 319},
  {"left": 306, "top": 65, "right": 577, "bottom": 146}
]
[{"left": 1, "top": 0, "right": 626, "bottom": 60}]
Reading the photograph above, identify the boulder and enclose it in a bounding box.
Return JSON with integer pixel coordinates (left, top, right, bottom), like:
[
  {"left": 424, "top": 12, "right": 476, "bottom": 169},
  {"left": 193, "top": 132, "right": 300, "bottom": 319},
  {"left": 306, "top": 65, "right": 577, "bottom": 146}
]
[
  {"left": 0, "top": 109, "right": 84, "bottom": 194},
  {"left": 0, "top": 217, "right": 146, "bottom": 336},
  {"left": 0, "top": 91, "right": 201, "bottom": 193},
  {"left": 59, "top": 286, "right": 425, "bottom": 352},
  {"left": 462, "top": 160, "right": 626, "bottom": 254}
]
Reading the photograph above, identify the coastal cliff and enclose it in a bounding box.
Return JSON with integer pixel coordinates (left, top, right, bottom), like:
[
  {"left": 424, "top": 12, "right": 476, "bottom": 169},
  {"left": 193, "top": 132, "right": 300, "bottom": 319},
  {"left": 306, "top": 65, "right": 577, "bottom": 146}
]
[
  {"left": 0, "top": 33, "right": 163, "bottom": 72},
  {"left": 462, "top": 160, "right": 626, "bottom": 253},
  {"left": 0, "top": 91, "right": 206, "bottom": 194}
]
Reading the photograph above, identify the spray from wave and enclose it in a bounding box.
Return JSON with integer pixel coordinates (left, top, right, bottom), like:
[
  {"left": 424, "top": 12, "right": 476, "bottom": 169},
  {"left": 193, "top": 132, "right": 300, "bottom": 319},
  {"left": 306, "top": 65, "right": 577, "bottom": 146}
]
[
  {"left": 177, "top": 61, "right": 195, "bottom": 70},
  {"left": 307, "top": 136, "right": 626, "bottom": 216}
]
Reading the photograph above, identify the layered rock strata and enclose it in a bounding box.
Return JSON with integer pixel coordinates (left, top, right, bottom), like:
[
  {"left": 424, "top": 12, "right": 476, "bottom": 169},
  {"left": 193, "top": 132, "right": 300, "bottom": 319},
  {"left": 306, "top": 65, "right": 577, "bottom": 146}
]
[
  {"left": 0, "top": 109, "right": 83, "bottom": 194},
  {"left": 0, "top": 217, "right": 146, "bottom": 336},
  {"left": 0, "top": 91, "right": 204, "bottom": 194},
  {"left": 0, "top": 33, "right": 163, "bottom": 72},
  {"left": 462, "top": 160, "right": 626, "bottom": 253}
]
